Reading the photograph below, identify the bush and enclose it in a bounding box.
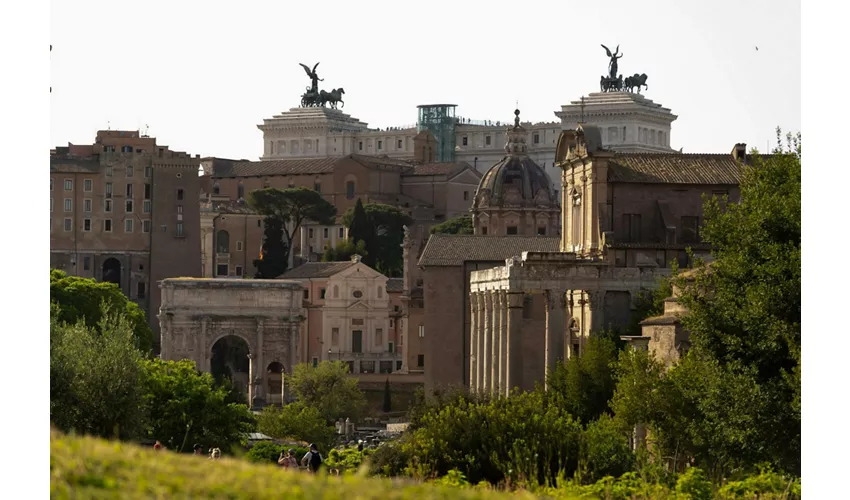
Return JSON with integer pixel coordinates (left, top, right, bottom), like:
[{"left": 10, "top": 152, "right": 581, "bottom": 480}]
[
  {"left": 256, "top": 403, "right": 336, "bottom": 452},
  {"left": 718, "top": 469, "right": 801, "bottom": 499},
  {"left": 367, "top": 441, "right": 410, "bottom": 477},
  {"left": 675, "top": 467, "right": 712, "bottom": 500},
  {"left": 244, "top": 442, "right": 285, "bottom": 464},
  {"left": 579, "top": 414, "right": 634, "bottom": 483}
]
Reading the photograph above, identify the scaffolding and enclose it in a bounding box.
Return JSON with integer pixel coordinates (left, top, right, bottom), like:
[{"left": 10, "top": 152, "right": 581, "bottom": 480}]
[{"left": 416, "top": 104, "right": 457, "bottom": 162}]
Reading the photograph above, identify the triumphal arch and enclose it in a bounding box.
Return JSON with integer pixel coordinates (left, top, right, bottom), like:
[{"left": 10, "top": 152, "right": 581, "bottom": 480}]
[{"left": 158, "top": 278, "right": 305, "bottom": 408}]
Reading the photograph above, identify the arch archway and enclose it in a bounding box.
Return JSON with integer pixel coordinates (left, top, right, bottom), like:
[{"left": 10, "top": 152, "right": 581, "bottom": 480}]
[
  {"left": 102, "top": 258, "right": 121, "bottom": 287},
  {"left": 266, "top": 361, "right": 284, "bottom": 406},
  {"left": 210, "top": 335, "right": 250, "bottom": 405}
]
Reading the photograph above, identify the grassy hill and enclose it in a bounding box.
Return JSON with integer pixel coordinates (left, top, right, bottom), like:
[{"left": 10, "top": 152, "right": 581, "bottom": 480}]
[{"left": 49, "top": 429, "right": 536, "bottom": 499}]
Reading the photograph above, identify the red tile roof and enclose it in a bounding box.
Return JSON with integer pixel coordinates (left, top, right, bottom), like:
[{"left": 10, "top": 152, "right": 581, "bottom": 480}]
[
  {"left": 607, "top": 153, "right": 743, "bottom": 185},
  {"left": 418, "top": 234, "right": 560, "bottom": 267}
]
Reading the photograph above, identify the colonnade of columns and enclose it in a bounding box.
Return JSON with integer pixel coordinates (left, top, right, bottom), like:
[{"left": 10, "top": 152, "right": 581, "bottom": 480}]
[{"left": 470, "top": 288, "right": 609, "bottom": 395}]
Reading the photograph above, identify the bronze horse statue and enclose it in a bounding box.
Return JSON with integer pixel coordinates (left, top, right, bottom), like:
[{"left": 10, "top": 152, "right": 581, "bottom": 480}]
[
  {"left": 320, "top": 88, "right": 345, "bottom": 109},
  {"left": 624, "top": 73, "right": 648, "bottom": 94}
]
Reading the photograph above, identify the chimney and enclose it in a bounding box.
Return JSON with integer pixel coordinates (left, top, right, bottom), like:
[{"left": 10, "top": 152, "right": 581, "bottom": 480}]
[
  {"left": 350, "top": 254, "right": 362, "bottom": 264},
  {"left": 732, "top": 143, "right": 747, "bottom": 163}
]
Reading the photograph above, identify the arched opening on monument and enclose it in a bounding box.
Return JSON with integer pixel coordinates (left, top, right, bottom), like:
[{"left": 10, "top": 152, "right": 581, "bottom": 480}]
[
  {"left": 266, "top": 362, "right": 284, "bottom": 406},
  {"left": 210, "top": 335, "right": 251, "bottom": 405},
  {"left": 102, "top": 258, "right": 121, "bottom": 287}
]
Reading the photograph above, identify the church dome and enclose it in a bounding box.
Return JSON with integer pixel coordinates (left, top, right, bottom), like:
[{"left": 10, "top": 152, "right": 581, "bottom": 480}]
[{"left": 472, "top": 109, "right": 557, "bottom": 209}]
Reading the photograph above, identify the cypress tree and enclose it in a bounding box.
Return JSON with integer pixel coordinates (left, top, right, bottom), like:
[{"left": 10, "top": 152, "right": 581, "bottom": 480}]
[
  {"left": 253, "top": 217, "right": 289, "bottom": 278},
  {"left": 348, "top": 199, "right": 375, "bottom": 266}
]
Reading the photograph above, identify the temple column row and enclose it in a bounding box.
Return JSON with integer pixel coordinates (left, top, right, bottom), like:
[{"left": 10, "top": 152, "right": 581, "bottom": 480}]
[{"left": 470, "top": 290, "right": 520, "bottom": 397}]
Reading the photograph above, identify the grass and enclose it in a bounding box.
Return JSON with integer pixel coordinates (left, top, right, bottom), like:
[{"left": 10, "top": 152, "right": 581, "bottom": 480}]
[{"left": 50, "top": 429, "right": 538, "bottom": 499}]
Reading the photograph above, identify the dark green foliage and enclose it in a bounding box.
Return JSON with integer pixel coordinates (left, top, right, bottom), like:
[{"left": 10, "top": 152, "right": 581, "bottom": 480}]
[
  {"left": 289, "top": 361, "right": 366, "bottom": 423},
  {"left": 255, "top": 402, "right": 336, "bottom": 452},
  {"left": 249, "top": 187, "right": 338, "bottom": 278},
  {"left": 253, "top": 217, "right": 289, "bottom": 279},
  {"left": 244, "top": 441, "right": 285, "bottom": 464},
  {"left": 429, "top": 215, "right": 473, "bottom": 235},
  {"left": 367, "top": 441, "right": 410, "bottom": 477},
  {"left": 140, "top": 358, "right": 255, "bottom": 453},
  {"left": 624, "top": 274, "right": 674, "bottom": 336},
  {"left": 50, "top": 269, "right": 153, "bottom": 352},
  {"left": 322, "top": 239, "right": 368, "bottom": 263},
  {"left": 382, "top": 378, "right": 392, "bottom": 413},
  {"left": 342, "top": 201, "right": 413, "bottom": 275},
  {"left": 546, "top": 335, "right": 619, "bottom": 425},
  {"left": 579, "top": 414, "right": 634, "bottom": 483},
  {"left": 50, "top": 304, "right": 146, "bottom": 440}
]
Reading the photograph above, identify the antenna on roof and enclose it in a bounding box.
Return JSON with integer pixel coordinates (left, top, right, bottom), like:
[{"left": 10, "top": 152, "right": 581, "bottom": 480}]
[
  {"left": 144, "top": 124, "right": 150, "bottom": 137},
  {"left": 579, "top": 96, "right": 586, "bottom": 125}
]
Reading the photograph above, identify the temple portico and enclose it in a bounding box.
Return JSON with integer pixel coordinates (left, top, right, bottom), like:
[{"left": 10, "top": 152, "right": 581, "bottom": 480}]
[{"left": 469, "top": 251, "right": 671, "bottom": 395}]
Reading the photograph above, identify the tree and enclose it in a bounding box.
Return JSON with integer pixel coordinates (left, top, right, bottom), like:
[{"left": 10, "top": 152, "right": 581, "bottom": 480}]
[
  {"left": 289, "top": 361, "right": 366, "bottom": 422},
  {"left": 342, "top": 201, "right": 412, "bottom": 275},
  {"left": 429, "top": 215, "right": 473, "bottom": 235},
  {"left": 382, "top": 378, "right": 392, "bottom": 413},
  {"left": 140, "top": 358, "right": 255, "bottom": 453},
  {"left": 249, "top": 187, "right": 337, "bottom": 278},
  {"left": 50, "top": 269, "right": 153, "bottom": 352},
  {"left": 50, "top": 305, "right": 146, "bottom": 440},
  {"left": 253, "top": 217, "right": 288, "bottom": 279},
  {"left": 546, "top": 335, "right": 619, "bottom": 425},
  {"left": 256, "top": 402, "right": 336, "bottom": 451},
  {"left": 322, "top": 239, "right": 368, "bottom": 263}
]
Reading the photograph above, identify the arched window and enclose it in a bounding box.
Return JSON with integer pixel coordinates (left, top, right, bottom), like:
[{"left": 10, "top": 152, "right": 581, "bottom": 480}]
[
  {"left": 216, "top": 230, "right": 230, "bottom": 253},
  {"left": 571, "top": 189, "right": 582, "bottom": 250},
  {"left": 346, "top": 181, "right": 355, "bottom": 200},
  {"left": 377, "top": 286, "right": 383, "bottom": 298},
  {"left": 213, "top": 183, "right": 220, "bottom": 195},
  {"left": 237, "top": 182, "right": 244, "bottom": 200},
  {"left": 269, "top": 141, "right": 274, "bottom": 155},
  {"left": 333, "top": 285, "right": 339, "bottom": 298}
]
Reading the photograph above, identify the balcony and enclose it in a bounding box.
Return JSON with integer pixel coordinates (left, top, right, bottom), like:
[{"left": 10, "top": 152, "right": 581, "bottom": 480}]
[{"left": 216, "top": 252, "right": 230, "bottom": 261}]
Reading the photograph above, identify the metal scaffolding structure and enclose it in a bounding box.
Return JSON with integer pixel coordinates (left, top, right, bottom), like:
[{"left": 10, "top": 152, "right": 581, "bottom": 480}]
[{"left": 416, "top": 104, "right": 457, "bottom": 162}]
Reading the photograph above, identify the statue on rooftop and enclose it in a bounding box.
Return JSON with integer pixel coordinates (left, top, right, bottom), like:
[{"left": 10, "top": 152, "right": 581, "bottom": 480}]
[
  {"left": 299, "top": 62, "right": 324, "bottom": 107},
  {"left": 601, "top": 44, "right": 623, "bottom": 80}
]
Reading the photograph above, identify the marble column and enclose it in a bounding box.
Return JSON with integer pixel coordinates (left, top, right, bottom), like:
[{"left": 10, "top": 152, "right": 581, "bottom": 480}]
[
  {"left": 482, "top": 291, "right": 491, "bottom": 394},
  {"left": 490, "top": 291, "right": 498, "bottom": 397},
  {"left": 469, "top": 292, "right": 479, "bottom": 391},
  {"left": 247, "top": 353, "right": 255, "bottom": 406},
  {"left": 256, "top": 318, "right": 265, "bottom": 400},
  {"left": 498, "top": 291, "right": 508, "bottom": 397},
  {"left": 506, "top": 292, "right": 524, "bottom": 395},
  {"left": 544, "top": 289, "right": 566, "bottom": 390},
  {"left": 587, "top": 290, "right": 606, "bottom": 336},
  {"left": 199, "top": 317, "right": 210, "bottom": 372},
  {"left": 476, "top": 292, "right": 486, "bottom": 392}
]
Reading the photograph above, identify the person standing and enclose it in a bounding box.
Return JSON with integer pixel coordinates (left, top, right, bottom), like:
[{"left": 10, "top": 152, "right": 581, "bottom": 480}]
[
  {"left": 278, "top": 448, "right": 298, "bottom": 469},
  {"left": 193, "top": 444, "right": 204, "bottom": 456},
  {"left": 300, "top": 444, "right": 323, "bottom": 473}
]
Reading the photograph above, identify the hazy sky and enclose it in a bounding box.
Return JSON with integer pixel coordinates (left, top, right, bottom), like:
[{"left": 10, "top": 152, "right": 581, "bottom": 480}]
[{"left": 50, "top": 0, "right": 800, "bottom": 160}]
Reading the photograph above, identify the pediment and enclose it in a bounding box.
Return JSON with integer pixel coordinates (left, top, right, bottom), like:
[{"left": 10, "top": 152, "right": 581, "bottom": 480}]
[
  {"left": 333, "top": 262, "right": 386, "bottom": 280},
  {"left": 346, "top": 301, "right": 371, "bottom": 310}
]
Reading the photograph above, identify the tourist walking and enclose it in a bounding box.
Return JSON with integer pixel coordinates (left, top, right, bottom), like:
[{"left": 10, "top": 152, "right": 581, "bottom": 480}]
[{"left": 301, "top": 444, "right": 323, "bottom": 473}]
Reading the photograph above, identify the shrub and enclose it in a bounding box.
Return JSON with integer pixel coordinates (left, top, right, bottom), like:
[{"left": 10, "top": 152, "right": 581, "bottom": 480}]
[
  {"left": 675, "top": 467, "right": 712, "bottom": 500},
  {"left": 579, "top": 414, "right": 635, "bottom": 483},
  {"left": 367, "top": 441, "right": 410, "bottom": 477},
  {"left": 244, "top": 442, "right": 284, "bottom": 464},
  {"left": 256, "top": 402, "right": 335, "bottom": 451}
]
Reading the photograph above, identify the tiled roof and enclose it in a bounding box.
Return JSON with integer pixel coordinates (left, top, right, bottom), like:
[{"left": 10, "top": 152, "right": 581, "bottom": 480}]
[
  {"left": 407, "top": 162, "right": 475, "bottom": 178},
  {"left": 50, "top": 156, "right": 101, "bottom": 173},
  {"left": 418, "top": 234, "right": 561, "bottom": 267},
  {"left": 280, "top": 261, "right": 356, "bottom": 279},
  {"left": 213, "top": 157, "right": 342, "bottom": 178},
  {"left": 607, "top": 153, "right": 743, "bottom": 185},
  {"left": 349, "top": 154, "right": 415, "bottom": 171},
  {"left": 386, "top": 278, "right": 404, "bottom": 293}
]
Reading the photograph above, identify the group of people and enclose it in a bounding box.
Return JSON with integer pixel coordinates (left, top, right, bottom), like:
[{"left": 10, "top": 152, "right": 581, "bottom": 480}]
[
  {"left": 278, "top": 443, "right": 324, "bottom": 473},
  {"left": 152, "top": 440, "right": 221, "bottom": 460}
]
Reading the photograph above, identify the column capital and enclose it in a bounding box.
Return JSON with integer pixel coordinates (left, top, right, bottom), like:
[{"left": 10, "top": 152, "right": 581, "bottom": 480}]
[{"left": 586, "top": 290, "right": 606, "bottom": 311}]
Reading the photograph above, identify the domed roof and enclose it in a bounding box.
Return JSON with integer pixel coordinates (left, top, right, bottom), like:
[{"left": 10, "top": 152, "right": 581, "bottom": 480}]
[{"left": 472, "top": 110, "right": 557, "bottom": 208}]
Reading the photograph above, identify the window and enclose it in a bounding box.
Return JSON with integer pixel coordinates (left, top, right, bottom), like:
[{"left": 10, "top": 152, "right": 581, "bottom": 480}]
[
  {"left": 105, "top": 182, "right": 112, "bottom": 198},
  {"left": 314, "top": 182, "right": 321, "bottom": 193},
  {"left": 623, "top": 214, "right": 641, "bottom": 242},
  {"left": 106, "top": 166, "right": 113, "bottom": 177},
  {"left": 323, "top": 228, "right": 329, "bottom": 239},
  {"left": 63, "top": 218, "right": 72, "bottom": 231},
  {"left": 331, "top": 328, "right": 339, "bottom": 346},
  {"left": 237, "top": 183, "right": 244, "bottom": 199},
  {"left": 137, "top": 282, "right": 146, "bottom": 299},
  {"left": 144, "top": 183, "right": 151, "bottom": 199},
  {"left": 235, "top": 241, "right": 243, "bottom": 252},
  {"left": 303, "top": 289, "right": 309, "bottom": 300},
  {"left": 83, "top": 179, "right": 93, "bottom": 192},
  {"left": 216, "top": 230, "right": 230, "bottom": 253},
  {"left": 143, "top": 220, "right": 151, "bottom": 233},
  {"left": 397, "top": 139, "right": 402, "bottom": 149},
  {"left": 64, "top": 198, "right": 72, "bottom": 212},
  {"left": 216, "top": 264, "right": 228, "bottom": 276},
  {"left": 338, "top": 227, "right": 344, "bottom": 238},
  {"left": 378, "top": 140, "right": 383, "bottom": 150},
  {"left": 125, "top": 200, "right": 134, "bottom": 213},
  {"left": 417, "top": 354, "right": 424, "bottom": 368},
  {"left": 104, "top": 219, "right": 112, "bottom": 232},
  {"left": 104, "top": 199, "right": 113, "bottom": 212},
  {"left": 390, "top": 319, "right": 395, "bottom": 328},
  {"left": 533, "top": 134, "right": 540, "bottom": 144},
  {"left": 50, "top": 178, "right": 54, "bottom": 191},
  {"left": 537, "top": 226, "right": 546, "bottom": 235},
  {"left": 485, "top": 135, "right": 491, "bottom": 146},
  {"left": 418, "top": 325, "right": 425, "bottom": 338},
  {"left": 126, "top": 165, "right": 133, "bottom": 177},
  {"left": 312, "top": 357, "right": 319, "bottom": 368},
  {"left": 352, "top": 318, "right": 364, "bottom": 326},
  {"left": 375, "top": 328, "right": 383, "bottom": 346},
  {"left": 388, "top": 341, "right": 394, "bottom": 353},
  {"left": 377, "top": 286, "right": 384, "bottom": 298},
  {"left": 379, "top": 361, "right": 393, "bottom": 374},
  {"left": 145, "top": 166, "right": 152, "bottom": 178},
  {"left": 83, "top": 199, "right": 92, "bottom": 212},
  {"left": 358, "top": 141, "right": 363, "bottom": 151},
  {"left": 346, "top": 181, "right": 355, "bottom": 200},
  {"left": 143, "top": 200, "right": 151, "bottom": 213},
  {"left": 332, "top": 285, "right": 339, "bottom": 298},
  {"left": 681, "top": 216, "right": 700, "bottom": 243},
  {"left": 481, "top": 226, "right": 488, "bottom": 235},
  {"left": 463, "top": 191, "right": 469, "bottom": 201},
  {"left": 83, "top": 257, "right": 91, "bottom": 271},
  {"left": 126, "top": 183, "right": 133, "bottom": 197},
  {"left": 83, "top": 219, "right": 91, "bottom": 231},
  {"left": 176, "top": 205, "right": 183, "bottom": 214},
  {"left": 176, "top": 222, "right": 184, "bottom": 236},
  {"left": 64, "top": 179, "right": 72, "bottom": 191},
  {"left": 396, "top": 360, "right": 403, "bottom": 371},
  {"left": 360, "top": 361, "right": 374, "bottom": 373},
  {"left": 176, "top": 189, "right": 184, "bottom": 201},
  {"left": 462, "top": 136, "right": 468, "bottom": 146},
  {"left": 353, "top": 290, "right": 363, "bottom": 299},
  {"left": 320, "top": 288, "right": 326, "bottom": 299},
  {"left": 506, "top": 226, "right": 518, "bottom": 235},
  {"left": 125, "top": 219, "right": 133, "bottom": 232}
]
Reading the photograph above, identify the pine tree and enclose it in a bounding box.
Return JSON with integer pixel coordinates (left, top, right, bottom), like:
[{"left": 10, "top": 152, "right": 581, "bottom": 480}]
[{"left": 253, "top": 217, "right": 289, "bottom": 278}]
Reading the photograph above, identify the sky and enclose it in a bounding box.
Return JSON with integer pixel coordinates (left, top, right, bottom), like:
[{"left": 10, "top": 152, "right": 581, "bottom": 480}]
[{"left": 50, "top": 0, "right": 800, "bottom": 160}]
